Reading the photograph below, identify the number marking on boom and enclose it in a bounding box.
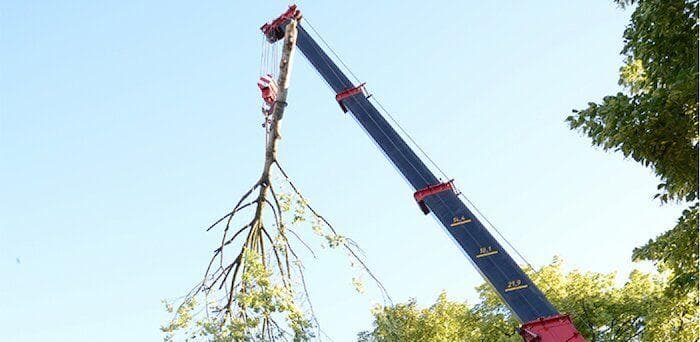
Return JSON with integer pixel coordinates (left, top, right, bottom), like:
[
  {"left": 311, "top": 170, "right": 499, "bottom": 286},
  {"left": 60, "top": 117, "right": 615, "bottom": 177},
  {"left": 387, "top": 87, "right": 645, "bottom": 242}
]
[
  {"left": 450, "top": 216, "right": 472, "bottom": 227},
  {"left": 476, "top": 246, "right": 498, "bottom": 258},
  {"left": 505, "top": 279, "right": 528, "bottom": 292}
]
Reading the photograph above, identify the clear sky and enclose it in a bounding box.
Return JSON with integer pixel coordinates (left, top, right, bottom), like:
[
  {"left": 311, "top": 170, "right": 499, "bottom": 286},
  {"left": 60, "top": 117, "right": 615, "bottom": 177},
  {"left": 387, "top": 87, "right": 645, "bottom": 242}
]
[{"left": 0, "top": 1, "right": 683, "bottom": 341}]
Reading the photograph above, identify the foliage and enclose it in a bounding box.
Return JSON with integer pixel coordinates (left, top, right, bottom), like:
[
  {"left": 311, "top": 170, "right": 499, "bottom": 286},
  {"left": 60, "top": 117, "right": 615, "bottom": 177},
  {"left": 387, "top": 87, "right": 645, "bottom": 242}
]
[
  {"left": 363, "top": 2, "right": 700, "bottom": 340},
  {"left": 567, "top": 0, "right": 698, "bottom": 203},
  {"left": 162, "top": 167, "right": 386, "bottom": 341},
  {"left": 633, "top": 204, "right": 699, "bottom": 294},
  {"left": 358, "top": 293, "right": 484, "bottom": 342},
  {"left": 360, "top": 257, "right": 699, "bottom": 341},
  {"left": 161, "top": 247, "right": 311, "bottom": 341},
  {"left": 566, "top": 0, "right": 699, "bottom": 295}
]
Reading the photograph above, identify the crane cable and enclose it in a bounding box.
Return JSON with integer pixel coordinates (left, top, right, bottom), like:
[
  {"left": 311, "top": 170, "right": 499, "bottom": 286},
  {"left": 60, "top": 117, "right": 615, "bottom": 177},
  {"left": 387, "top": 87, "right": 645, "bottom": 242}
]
[
  {"left": 298, "top": 22, "right": 546, "bottom": 318},
  {"left": 302, "top": 18, "right": 537, "bottom": 274},
  {"left": 260, "top": 36, "right": 284, "bottom": 141},
  {"left": 298, "top": 20, "right": 552, "bottom": 318}
]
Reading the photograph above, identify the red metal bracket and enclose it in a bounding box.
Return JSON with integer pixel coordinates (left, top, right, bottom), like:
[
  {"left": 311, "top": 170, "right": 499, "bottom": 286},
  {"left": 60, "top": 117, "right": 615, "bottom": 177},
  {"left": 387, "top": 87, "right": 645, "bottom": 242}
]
[
  {"left": 335, "top": 83, "right": 366, "bottom": 112},
  {"left": 519, "top": 314, "right": 585, "bottom": 342},
  {"left": 414, "top": 180, "right": 454, "bottom": 215},
  {"left": 261, "top": 5, "right": 303, "bottom": 43}
]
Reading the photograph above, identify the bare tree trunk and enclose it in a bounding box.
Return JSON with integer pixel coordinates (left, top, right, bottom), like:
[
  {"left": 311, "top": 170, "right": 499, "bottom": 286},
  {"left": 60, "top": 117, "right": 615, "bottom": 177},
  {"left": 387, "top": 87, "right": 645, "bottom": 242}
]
[
  {"left": 241, "top": 19, "right": 299, "bottom": 261},
  {"left": 248, "top": 20, "right": 299, "bottom": 245},
  {"left": 261, "top": 19, "right": 297, "bottom": 185}
]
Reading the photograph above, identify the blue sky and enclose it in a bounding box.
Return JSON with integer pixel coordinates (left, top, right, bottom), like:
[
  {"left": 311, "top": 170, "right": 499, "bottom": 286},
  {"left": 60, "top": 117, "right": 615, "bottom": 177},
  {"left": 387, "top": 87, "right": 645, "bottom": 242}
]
[{"left": 0, "top": 1, "right": 682, "bottom": 341}]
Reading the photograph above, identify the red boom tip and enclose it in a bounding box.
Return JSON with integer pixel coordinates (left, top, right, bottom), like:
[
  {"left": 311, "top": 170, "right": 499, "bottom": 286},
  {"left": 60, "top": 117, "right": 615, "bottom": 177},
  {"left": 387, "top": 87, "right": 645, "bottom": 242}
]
[{"left": 260, "top": 5, "right": 302, "bottom": 42}]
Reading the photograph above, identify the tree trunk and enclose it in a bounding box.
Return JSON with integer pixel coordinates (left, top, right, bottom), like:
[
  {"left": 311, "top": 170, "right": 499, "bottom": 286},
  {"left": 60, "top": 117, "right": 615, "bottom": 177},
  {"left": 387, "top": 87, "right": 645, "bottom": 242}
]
[{"left": 261, "top": 19, "right": 298, "bottom": 184}]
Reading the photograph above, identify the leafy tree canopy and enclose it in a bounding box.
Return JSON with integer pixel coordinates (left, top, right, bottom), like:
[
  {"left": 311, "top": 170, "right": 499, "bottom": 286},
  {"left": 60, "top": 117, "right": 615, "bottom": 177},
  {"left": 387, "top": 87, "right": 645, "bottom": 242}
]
[
  {"left": 360, "top": 258, "right": 699, "bottom": 342},
  {"left": 567, "top": 0, "right": 698, "bottom": 295},
  {"left": 567, "top": 0, "right": 698, "bottom": 203}
]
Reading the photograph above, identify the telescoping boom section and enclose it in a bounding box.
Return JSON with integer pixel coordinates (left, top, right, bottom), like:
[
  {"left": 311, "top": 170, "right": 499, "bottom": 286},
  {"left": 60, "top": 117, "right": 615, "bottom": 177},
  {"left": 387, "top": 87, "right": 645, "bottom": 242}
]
[{"left": 261, "top": 6, "right": 584, "bottom": 342}]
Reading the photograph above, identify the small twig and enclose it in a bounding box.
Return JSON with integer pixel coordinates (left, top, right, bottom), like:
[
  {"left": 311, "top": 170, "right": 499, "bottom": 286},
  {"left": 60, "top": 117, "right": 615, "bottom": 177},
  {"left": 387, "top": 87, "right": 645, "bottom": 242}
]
[
  {"left": 207, "top": 185, "right": 258, "bottom": 232},
  {"left": 275, "top": 160, "right": 392, "bottom": 302},
  {"left": 215, "top": 224, "right": 253, "bottom": 253},
  {"left": 261, "top": 225, "right": 290, "bottom": 288}
]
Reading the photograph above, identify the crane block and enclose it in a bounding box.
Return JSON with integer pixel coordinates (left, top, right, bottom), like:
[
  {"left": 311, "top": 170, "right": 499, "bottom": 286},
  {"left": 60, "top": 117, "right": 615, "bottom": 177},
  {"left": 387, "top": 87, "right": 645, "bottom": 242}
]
[
  {"left": 413, "top": 180, "right": 454, "bottom": 215},
  {"left": 257, "top": 74, "right": 278, "bottom": 105}
]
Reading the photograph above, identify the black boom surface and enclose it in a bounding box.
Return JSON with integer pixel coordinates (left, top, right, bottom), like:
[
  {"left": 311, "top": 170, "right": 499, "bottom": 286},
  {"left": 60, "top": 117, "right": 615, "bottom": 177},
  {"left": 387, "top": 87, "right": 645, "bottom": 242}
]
[{"left": 295, "top": 24, "right": 558, "bottom": 323}]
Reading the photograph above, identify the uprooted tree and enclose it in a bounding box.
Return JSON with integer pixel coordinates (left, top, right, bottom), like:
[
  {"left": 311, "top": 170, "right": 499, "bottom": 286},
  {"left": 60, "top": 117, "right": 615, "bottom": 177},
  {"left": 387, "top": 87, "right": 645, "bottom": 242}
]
[{"left": 161, "top": 19, "right": 386, "bottom": 341}]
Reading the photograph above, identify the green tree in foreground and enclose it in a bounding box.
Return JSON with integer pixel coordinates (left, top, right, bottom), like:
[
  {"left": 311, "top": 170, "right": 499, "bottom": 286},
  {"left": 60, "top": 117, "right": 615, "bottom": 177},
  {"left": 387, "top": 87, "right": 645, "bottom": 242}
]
[
  {"left": 566, "top": 0, "right": 698, "bottom": 295},
  {"left": 360, "top": 258, "right": 699, "bottom": 341}
]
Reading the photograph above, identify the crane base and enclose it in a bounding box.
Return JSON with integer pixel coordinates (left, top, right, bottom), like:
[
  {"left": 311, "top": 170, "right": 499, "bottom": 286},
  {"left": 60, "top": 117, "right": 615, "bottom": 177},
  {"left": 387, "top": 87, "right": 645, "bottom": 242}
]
[{"left": 520, "top": 314, "right": 585, "bottom": 342}]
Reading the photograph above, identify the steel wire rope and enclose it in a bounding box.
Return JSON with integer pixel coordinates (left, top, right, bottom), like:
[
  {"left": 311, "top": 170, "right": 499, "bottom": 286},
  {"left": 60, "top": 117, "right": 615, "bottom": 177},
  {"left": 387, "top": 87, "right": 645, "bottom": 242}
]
[
  {"left": 260, "top": 36, "right": 265, "bottom": 76},
  {"left": 299, "top": 24, "right": 435, "bottom": 189},
  {"left": 298, "top": 21, "right": 551, "bottom": 318},
  {"left": 303, "top": 18, "right": 362, "bottom": 84},
  {"left": 297, "top": 23, "right": 543, "bottom": 319},
  {"left": 305, "top": 18, "right": 451, "bottom": 182},
  {"left": 367, "top": 100, "right": 541, "bottom": 288},
  {"left": 346, "top": 95, "right": 544, "bottom": 320},
  {"left": 368, "top": 102, "right": 545, "bottom": 304},
  {"left": 301, "top": 20, "right": 540, "bottom": 274}
]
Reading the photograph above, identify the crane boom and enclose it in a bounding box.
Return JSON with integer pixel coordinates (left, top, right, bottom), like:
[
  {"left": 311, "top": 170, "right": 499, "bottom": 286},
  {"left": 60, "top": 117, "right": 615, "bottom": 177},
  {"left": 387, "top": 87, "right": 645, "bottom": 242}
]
[{"left": 261, "top": 6, "right": 584, "bottom": 341}]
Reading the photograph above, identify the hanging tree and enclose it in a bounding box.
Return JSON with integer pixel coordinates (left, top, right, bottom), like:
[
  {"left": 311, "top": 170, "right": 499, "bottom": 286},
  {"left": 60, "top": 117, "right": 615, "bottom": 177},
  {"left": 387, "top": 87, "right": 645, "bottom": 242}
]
[{"left": 162, "top": 18, "right": 387, "bottom": 342}]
